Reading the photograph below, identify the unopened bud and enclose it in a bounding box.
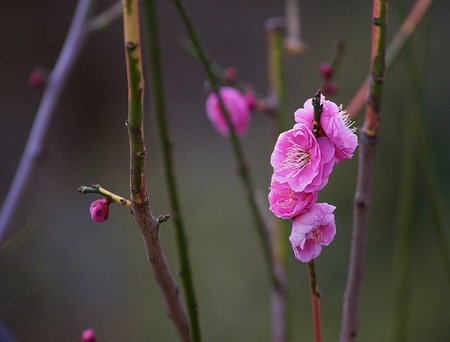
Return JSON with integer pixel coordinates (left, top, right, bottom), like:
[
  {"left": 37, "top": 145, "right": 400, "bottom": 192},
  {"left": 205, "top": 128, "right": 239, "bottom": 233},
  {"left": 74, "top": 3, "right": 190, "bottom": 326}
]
[
  {"left": 28, "top": 68, "right": 46, "bottom": 88},
  {"left": 90, "top": 199, "right": 110, "bottom": 223},
  {"left": 319, "top": 63, "right": 333, "bottom": 79},
  {"left": 81, "top": 328, "right": 96, "bottom": 342},
  {"left": 224, "top": 67, "right": 238, "bottom": 83}
]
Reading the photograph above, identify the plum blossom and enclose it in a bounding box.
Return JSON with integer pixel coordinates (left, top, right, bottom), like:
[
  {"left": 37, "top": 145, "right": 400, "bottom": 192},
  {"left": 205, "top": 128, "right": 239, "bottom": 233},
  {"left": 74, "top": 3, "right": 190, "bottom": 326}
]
[
  {"left": 270, "top": 124, "right": 335, "bottom": 193},
  {"left": 294, "top": 95, "right": 357, "bottom": 162},
  {"left": 289, "top": 203, "right": 336, "bottom": 263},
  {"left": 205, "top": 87, "right": 250, "bottom": 137},
  {"left": 268, "top": 178, "right": 318, "bottom": 219},
  {"left": 89, "top": 198, "right": 110, "bottom": 223}
]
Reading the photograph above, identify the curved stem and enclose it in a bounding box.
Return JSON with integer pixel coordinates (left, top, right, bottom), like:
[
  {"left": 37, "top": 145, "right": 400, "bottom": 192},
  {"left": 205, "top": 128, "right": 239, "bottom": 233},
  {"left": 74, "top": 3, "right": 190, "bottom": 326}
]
[
  {"left": 0, "top": 0, "right": 95, "bottom": 247},
  {"left": 121, "top": 1, "right": 190, "bottom": 340},
  {"left": 169, "top": 0, "right": 279, "bottom": 289},
  {"left": 340, "top": 1, "right": 389, "bottom": 341},
  {"left": 143, "top": 0, "right": 202, "bottom": 340}
]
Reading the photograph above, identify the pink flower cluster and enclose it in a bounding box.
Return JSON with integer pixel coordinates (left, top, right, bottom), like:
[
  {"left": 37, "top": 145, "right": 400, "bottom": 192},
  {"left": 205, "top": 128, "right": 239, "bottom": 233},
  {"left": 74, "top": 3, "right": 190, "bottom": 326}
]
[{"left": 269, "top": 94, "right": 357, "bottom": 262}]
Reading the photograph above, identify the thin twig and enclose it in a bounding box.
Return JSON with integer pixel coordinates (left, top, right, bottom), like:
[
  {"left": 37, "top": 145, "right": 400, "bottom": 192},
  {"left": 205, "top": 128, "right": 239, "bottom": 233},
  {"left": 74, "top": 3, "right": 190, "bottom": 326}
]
[
  {"left": 121, "top": 1, "right": 190, "bottom": 340},
  {"left": 0, "top": 0, "right": 95, "bottom": 246},
  {"left": 88, "top": 1, "right": 122, "bottom": 34},
  {"left": 347, "top": 0, "right": 433, "bottom": 118},
  {"left": 143, "top": 0, "right": 202, "bottom": 340},
  {"left": 340, "top": 1, "right": 389, "bottom": 341}
]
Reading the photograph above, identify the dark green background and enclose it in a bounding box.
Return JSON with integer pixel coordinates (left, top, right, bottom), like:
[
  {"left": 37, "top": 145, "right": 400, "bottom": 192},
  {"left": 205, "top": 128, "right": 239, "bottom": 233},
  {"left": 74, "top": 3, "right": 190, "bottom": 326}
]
[{"left": 0, "top": 0, "right": 449, "bottom": 340}]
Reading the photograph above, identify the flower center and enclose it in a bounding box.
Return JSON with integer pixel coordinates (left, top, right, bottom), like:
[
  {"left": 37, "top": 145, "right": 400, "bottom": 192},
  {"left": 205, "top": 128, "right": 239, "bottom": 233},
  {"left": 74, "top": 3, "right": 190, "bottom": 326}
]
[
  {"left": 309, "top": 226, "right": 322, "bottom": 242},
  {"left": 283, "top": 138, "right": 311, "bottom": 175}
]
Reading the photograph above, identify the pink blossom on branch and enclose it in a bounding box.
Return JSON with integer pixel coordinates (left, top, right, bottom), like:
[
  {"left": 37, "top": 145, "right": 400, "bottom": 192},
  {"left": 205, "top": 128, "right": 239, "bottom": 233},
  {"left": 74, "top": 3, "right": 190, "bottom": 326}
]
[
  {"left": 289, "top": 203, "right": 336, "bottom": 263},
  {"left": 268, "top": 178, "right": 318, "bottom": 219},
  {"left": 270, "top": 124, "right": 335, "bottom": 193},
  {"left": 294, "top": 95, "right": 357, "bottom": 162},
  {"left": 205, "top": 87, "right": 250, "bottom": 137}
]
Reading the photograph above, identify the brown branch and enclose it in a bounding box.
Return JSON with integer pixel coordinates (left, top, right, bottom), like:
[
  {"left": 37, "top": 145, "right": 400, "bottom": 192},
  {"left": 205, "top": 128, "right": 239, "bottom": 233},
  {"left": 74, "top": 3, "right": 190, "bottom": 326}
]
[
  {"left": 121, "top": 1, "right": 190, "bottom": 340},
  {"left": 340, "top": 0, "right": 389, "bottom": 341}
]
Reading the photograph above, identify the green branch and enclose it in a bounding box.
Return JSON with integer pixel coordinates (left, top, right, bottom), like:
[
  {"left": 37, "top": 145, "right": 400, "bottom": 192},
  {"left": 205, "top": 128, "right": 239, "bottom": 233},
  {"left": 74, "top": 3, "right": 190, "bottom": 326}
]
[
  {"left": 340, "top": 1, "right": 389, "bottom": 341},
  {"left": 121, "top": 1, "right": 190, "bottom": 340},
  {"left": 143, "top": 0, "right": 202, "bottom": 340},
  {"left": 169, "top": 0, "right": 279, "bottom": 289}
]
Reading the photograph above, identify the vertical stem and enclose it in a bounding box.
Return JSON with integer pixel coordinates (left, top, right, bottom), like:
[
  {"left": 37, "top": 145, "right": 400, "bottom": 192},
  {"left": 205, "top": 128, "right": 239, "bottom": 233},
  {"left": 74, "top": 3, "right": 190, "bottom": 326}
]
[
  {"left": 121, "top": 1, "right": 190, "bottom": 340},
  {"left": 266, "top": 17, "right": 289, "bottom": 342},
  {"left": 143, "top": 0, "right": 202, "bottom": 341},
  {"left": 308, "top": 261, "right": 322, "bottom": 342},
  {"left": 340, "top": 1, "right": 389, "bottom": 341}
]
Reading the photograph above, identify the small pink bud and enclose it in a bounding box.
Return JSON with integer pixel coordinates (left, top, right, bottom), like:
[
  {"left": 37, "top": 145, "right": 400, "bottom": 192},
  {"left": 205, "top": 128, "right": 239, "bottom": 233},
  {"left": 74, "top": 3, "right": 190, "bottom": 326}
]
[
  {"left": 244, "top": 91, "right": 257, "bottom": 111},
  {"left": 205, "top": 87, "right": 251, "bottom": 137},
  {"left": 319, "top": 63, "right": 333, "bottom": 79},
  {"left": 28, "top": 68, "right": 46, "bottom": 88},
  {"left": 323, "top": 82, "right": 338, "bottom": 96},
  {"left": 224, "top": 67, "right": 238, "bottom": 82},
  {"left": 81, "top": 328, "right": 96, "bottom": 342},
  {"left": 90, "top": 199, "right": 110, "bottom": 223}
]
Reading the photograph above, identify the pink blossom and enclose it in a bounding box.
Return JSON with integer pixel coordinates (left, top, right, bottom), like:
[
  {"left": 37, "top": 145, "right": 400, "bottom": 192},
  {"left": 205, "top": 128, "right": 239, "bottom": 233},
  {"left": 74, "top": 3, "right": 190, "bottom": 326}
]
[
  {"left": 89, "top": 199, "right": 110, "bottom": 223},
  {"left": 268, "top": 178, "right": 318, "bottom": 219},
  {"left": 81, "top": 328, "right": 96, "bottom": 342},
  {"left": 28, "top": 68, "right": 46, "bottom": 88},
  {"left": 294, "top": 95, "right": 357, "bottom": 162},
  {"left": 205, "top": 87, "right": 250, "bottom": 137},
  {"left": 289, "top": 203, "right": 336, "bottom": 262},
  {"left": 270, "top": 124, "right": 335, "bottom": 193}
]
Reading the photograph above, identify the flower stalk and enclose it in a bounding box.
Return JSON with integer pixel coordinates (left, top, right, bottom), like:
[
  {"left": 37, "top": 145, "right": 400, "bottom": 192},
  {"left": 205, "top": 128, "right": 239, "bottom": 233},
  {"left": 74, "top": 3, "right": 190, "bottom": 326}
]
[
  {"left": 308, "top": 261, "right": 322, "bottom": 342},
  {"left": 340, "top": 1, "right": 389, "bottom": 341},
  {"left": 121, "top": 1, "right": 190, "bottom": 340},
  {"left": 78, "top": 184, "right": 131, "bottom": 208}
]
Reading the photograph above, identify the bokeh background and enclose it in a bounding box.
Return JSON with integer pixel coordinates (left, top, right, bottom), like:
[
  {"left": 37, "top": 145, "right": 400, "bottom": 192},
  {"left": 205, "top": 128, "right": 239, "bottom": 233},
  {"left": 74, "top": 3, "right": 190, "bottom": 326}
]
[{"left": 1, "top": 0, "right": 449, "bottom": 341}]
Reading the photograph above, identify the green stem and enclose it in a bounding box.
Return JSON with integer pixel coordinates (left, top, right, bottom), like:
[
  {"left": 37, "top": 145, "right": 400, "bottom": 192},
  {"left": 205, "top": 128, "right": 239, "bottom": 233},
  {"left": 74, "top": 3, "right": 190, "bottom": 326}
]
[
  {"left": 143, "top": 0, "right": 202, "bottom": 341},
  {"left": 78, "top": 184, "right": 131, "bottom": 207},
  {"left": 170, "top": 0, "right": 278, "bottom": 288},
  {"left": 267, "top": 17, "right": 289, "bottom": 342},
  {"left": 340, "top": 1, "right": 389, "bottom": 341},
  {"left": 347, "top": 0, "right": 433, "bottom": 118},
  {"left": 121, "top": 1, "right": 190, "bottom": 341},
  {"left": 312, "top": 90, "right": 323, "bottom": 137}
]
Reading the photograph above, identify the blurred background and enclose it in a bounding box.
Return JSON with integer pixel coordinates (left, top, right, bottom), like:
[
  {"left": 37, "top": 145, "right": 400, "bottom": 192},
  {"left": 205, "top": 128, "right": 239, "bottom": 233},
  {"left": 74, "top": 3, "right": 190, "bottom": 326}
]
[{"left": 0, "top": 0, "right": 449, "bottom": 341}]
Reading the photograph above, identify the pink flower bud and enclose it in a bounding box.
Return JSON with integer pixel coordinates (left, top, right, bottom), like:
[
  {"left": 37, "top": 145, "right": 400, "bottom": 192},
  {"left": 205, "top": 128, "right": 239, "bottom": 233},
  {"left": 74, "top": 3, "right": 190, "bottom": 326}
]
[
  {"left": 28, "top": 68, "right": 46, "bottom": 88},
  {"left": 205, "top": 87, "right": 251, "bottom": 137},
  {"left": 224, "top": 66, "right": 238, "bottom": 82},
  {"left": 319, "top": 63, "right": 333, "bottom": 79},
  {"left": 323, "top": 82, "right": 338, "bottom": 96},
  {"left": 81, "top": 328, "right": 96, "bottom": 342},
  {"left": 244, "top": 91, "right": 257, "bottom": 111},
  {"left": 90, "top": 199, "right": 110, "bottom": 223}
]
